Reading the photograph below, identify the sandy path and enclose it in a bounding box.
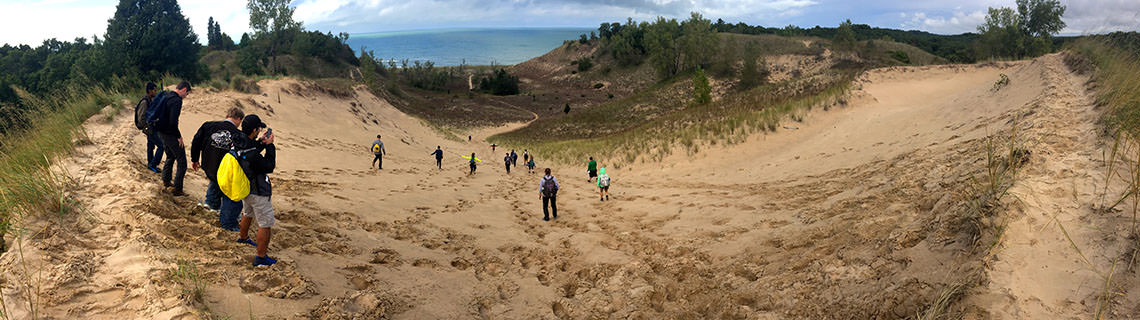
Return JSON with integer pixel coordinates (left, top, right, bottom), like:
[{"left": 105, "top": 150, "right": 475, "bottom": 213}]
[{"left": 965, "top": 54, "right": 1132, "bottom": 318}]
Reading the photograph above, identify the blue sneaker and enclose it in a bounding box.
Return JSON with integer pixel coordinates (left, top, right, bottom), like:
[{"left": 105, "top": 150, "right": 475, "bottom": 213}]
[
  {"left": 236, "top": 238, "right": 257, "bottom": 247},
  {"left": 253, "top": 256, "right": 277, "bottom": 267},
  {"left": 148, "top": 166, "right": 161, "bottom": 173},
  {"left": 224, "top": 226, "right": 240, "bottom": 232}
]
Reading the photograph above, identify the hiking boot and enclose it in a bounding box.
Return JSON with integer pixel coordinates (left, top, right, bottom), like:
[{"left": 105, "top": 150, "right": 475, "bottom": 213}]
[
  {"left": 237, "top": 238, "right": 257, "bottom": 247},
  {"left": 543, "top": 216, "right": 550, "bottom": 221},
  {"left": 605, "top": 195, "right": 609, "bottom": 201},
  {"left": 169, "top": 188, "right": 186, "bottom": 197},
  {"left": 148, "top": 166, "right": 161, "bottom": 173},
  {"left": 163, "top": 181, "right": 172, "bottom": 188},
  {"left": 253, "top": 256, "right": 277, "bottom": 267},
  {"left": 600, "top": 197, "right": 604, "bottom": 201}
]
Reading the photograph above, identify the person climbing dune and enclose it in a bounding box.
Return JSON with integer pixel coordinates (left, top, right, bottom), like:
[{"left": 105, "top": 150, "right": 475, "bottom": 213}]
[
  {"left": 586, "top": 157, "right": 598, "bottom": 183},
  {"left": 465, "top": 153, "right": 480, "bottom": 175},
  {"left": 504, "top": 152, "right": 512, "bottom": 174},
  {"left": 540, "top": 168, "right": 560, "bottom": 221},
  {"left": 431, "top": 146, "right": 444, "bottom": 169},
  {"left": 371, "top": 134, "right": 387, "bottom": 170},
  {"left": 597, "top": 167, "right": 611, "bottom": 201}
]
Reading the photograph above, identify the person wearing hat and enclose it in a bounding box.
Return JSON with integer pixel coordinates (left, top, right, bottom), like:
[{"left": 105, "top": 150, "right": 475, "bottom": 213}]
[{"left": 234, "top": 114, "right": 280, "bottom": 267}]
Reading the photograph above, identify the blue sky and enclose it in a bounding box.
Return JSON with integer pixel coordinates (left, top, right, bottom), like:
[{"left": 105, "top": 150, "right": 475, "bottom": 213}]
[{"left": 0, "top": 0, "right": 1137, "bottom": 46}]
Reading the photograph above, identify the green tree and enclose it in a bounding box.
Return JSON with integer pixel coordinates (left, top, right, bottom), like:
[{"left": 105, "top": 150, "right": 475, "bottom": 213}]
[
  {"left": 680, "top": 12, "right": 717, "bottom": 71},
  {"left": 248, "top": 0, "right": 301, "bottom": 35},
  {"left": 975, "top": 0, "right": 1065, "bottom": 59},
  {"left": 104, "top": 0, "right": 202, "bottom": 81},
  {"left": 247, "top": 0, "right": 302, "bottom": 68},
  {"left": 976, "top": 7, "right": 1025, "bottom": 58},
  {"left": 1018, "top": 0, "right": 1066, "bottom": 37},
  {"left": 644, "top": 17, "right": 682, "bottom": 78},
  {"left": 739, "top": 42, "right": 767, "bottom": 90},
  {"left": 834, "top": 19, "right": 857, "bottom": 51},
  {"left": 692, "top": 67, "right": 711, "bottom": 104}
]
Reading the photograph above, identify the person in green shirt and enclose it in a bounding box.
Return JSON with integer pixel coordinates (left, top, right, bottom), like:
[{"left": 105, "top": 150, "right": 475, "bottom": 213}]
[{"left": 587, "top": 157, "right": 598, "bottom": 183}]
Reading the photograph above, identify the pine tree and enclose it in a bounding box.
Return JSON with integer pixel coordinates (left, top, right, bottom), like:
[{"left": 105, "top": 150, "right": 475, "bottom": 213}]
[{"left": 105, "top": 0, "right": 202, "bottom": 80}]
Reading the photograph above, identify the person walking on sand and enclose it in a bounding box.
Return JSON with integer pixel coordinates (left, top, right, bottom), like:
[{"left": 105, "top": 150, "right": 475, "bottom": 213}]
[
  {"left": 526, "top": 156, "right": 536, "bottom": 174},
  {"left": 234, "top": 115, "right": 279, "bottom": 267},
  {"left": 586, "top": 157, "right": 598, "bottom": 183},
  {"left": 510, "top": 150, "right": 518, "bottom": 167},
  {"left": 136, "top": 82, "right": 164, "bottom": 173},
  {"left": 491, "top": 143, "right": 497, "bottom": 152},
  {"left": 467, "top": 153, "right": 479, "bottom": 175},
  {"left": 155, "top": 81, "right": 192, "bottom": 196},
  {"left": 371, "top": 135, "right": 387, "bottom": 170},
  {"left": 504, "top": 153, "right": 512, "bottom": 174},
  {"left": 431, "top": 146, "right": 444, "bottom": 169},
  {"left": 190, "top": 107, "right": 246, "bottom": 231},
  {"left": 539, "top": 168, "right": 560, "bottom": 221},
  {"left": 597, "top": 167, "right": 611, "bottom": 201},
  {"left": 523, "top": 149, "right": 529, "bottom": 163}
]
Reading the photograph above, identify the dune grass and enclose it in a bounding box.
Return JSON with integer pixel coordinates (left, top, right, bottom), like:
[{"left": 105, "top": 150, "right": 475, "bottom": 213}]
[
  {"left": 491, "top": 70, "right": 856, "bottom": 166},
  {"left": 0, "top": 80, "right": 131, "bottom": 251},
  {"left": 1066, "top": 34, "right": 1140, "bottom": 319}
]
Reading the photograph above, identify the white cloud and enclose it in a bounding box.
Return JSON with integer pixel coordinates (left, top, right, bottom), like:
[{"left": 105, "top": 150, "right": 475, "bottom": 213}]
[
  {"left": 899, "top": 10, "right": 987, "bottom": 34},
  {"left": 180, "top": 0, "right": 253, "bottom": 41},
  {"left": 0, "top": 0, "right": 116, "bottom": 46}
]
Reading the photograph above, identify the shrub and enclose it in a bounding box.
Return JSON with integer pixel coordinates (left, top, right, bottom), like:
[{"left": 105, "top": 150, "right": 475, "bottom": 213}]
[
  {"left": 891, "top": 50, "right": 911, "bottom": 64},
  {"left": 576, "top": 57, "right": 594, "bottom": 72},
  {"left": 692, "top": 67, "right": 711, "bottom": 104},
  {"left": 478, "top": 69, "right": 519, "bottom": 96}
]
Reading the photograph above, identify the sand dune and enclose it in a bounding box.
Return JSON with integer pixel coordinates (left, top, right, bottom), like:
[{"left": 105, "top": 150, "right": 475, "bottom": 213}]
[{"left": 1, "top": 53, "right": 1131, "bottom": 319}]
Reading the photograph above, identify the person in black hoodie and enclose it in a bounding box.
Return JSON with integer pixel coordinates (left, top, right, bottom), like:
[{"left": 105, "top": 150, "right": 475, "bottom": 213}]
[
  {"left": 155, "top": 81, "right": 192, "bottom": 196},
  {"left": 190, "top": 107, "right": 246, "bottom": 231},
  {"left": 235, "top": 115, "right": 279, "bottom": 267}
]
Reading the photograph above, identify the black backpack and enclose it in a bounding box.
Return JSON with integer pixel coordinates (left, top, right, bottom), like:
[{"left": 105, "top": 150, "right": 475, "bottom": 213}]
[
  {"left": 541, "top": 176, "right": 558, "bottom": 197},
  {"left": 144, "top": 91, "right": 171, "bottom": 132},
  {"left": 134, "top": 96, "right": 151, "bottom": 131}
]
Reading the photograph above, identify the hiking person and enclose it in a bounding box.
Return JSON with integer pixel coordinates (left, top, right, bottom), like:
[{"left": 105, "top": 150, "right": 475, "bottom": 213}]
[
  {"left": 510, "top": 150, "right": 518, "bottom": 167},
  {"left": 597, "top": 167, "right": 611, "bottom": 201},
  {"left": 154, "top": 81, "right": 192, "bottom": 196},
  {"left": 468, "top": 135, "right": 472, "bottom": 142},
  {"left": 504, "top": 153, "right": 512, "bottom": 174},
  {"left": 235, "top": 115, "right": 278, "bottom": 267},
  {"left": 431, "top": 146, "right": 444, "bottom": 169},
  {"left": 539, "top": 168, "right": 560, "bottom": 221},
  {"left": 371, "top": 135, "right": 387, "bottom": 170},
  {"left": 523, "top": 149, "right": 529, "bottom": 163},
  {"left": 135, "top": 82, "right": 163, "bottom": 173},
  {"left": 526, "top": 156, "right": 536, "bottom": 174},
  {"left": 190, "top": 107, "right": 246, "bottom": 231},
  {"left": 586, "top": 157, "right": 598, "bottom": 183},
  {"left": 491, "top": 143, "right": 497, "bottom": 152},
  {"left": 468, "top": 153, "right": 479, "bottom": 175}
]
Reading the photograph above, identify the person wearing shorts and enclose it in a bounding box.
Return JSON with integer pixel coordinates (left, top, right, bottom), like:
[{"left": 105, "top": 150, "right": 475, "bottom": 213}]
[{"left": 234, "top": 115, "right": 279, "bottom": 267}]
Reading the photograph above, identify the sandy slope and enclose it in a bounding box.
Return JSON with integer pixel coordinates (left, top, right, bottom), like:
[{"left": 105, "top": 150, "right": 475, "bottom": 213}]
[{"left": 1, "top": 53, "right": 1131, "bottom": 319}]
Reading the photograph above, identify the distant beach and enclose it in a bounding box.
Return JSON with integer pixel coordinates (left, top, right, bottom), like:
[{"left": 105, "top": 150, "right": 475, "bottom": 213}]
[{"left": 345, "top": 27, "right": 594, "bottom": 66}]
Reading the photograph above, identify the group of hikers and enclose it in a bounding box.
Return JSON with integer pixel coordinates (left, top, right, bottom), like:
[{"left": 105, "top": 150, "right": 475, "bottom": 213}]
[
  {"left": 135, "top": 81, "right": 279, "bottom": 267},
  {"left": 135, "top": 80, "right": 613, "bottom": 268},
  {"left": 367, "top": 137, "right": 612, "bottom": 221}
]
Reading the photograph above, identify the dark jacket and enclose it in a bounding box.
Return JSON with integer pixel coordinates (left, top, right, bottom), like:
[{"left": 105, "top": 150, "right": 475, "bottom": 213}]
[
  {"left": 190, "top": 120, "right": 245, "bottom": 181},
  {"left": 153, "top": 91, "right": 183, "bottom": 136},
  {"left": 432, "top": 149, "right": 444, "bottom": 160},
  {"left": 243, "top": 141, "right": 276, "bottom": 196}
]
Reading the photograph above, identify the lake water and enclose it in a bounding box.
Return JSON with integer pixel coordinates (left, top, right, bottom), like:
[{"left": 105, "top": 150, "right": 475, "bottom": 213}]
[{"left": 345, "top": 28, "right": 594, "bottom": 67}]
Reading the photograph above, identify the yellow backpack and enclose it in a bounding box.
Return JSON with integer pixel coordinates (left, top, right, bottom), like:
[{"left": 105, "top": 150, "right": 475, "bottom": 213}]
[
  {"left": 217, "top": 151, "right": 250, "bottom": 201},
  {"left": 372, "top": 142, "right": 381, "bottom": 153}
]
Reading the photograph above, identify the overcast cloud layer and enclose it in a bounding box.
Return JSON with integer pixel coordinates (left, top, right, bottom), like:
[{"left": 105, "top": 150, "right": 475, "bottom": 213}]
[{"left": 0, "top": 0, "right": 1137, "bottom": 46}]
